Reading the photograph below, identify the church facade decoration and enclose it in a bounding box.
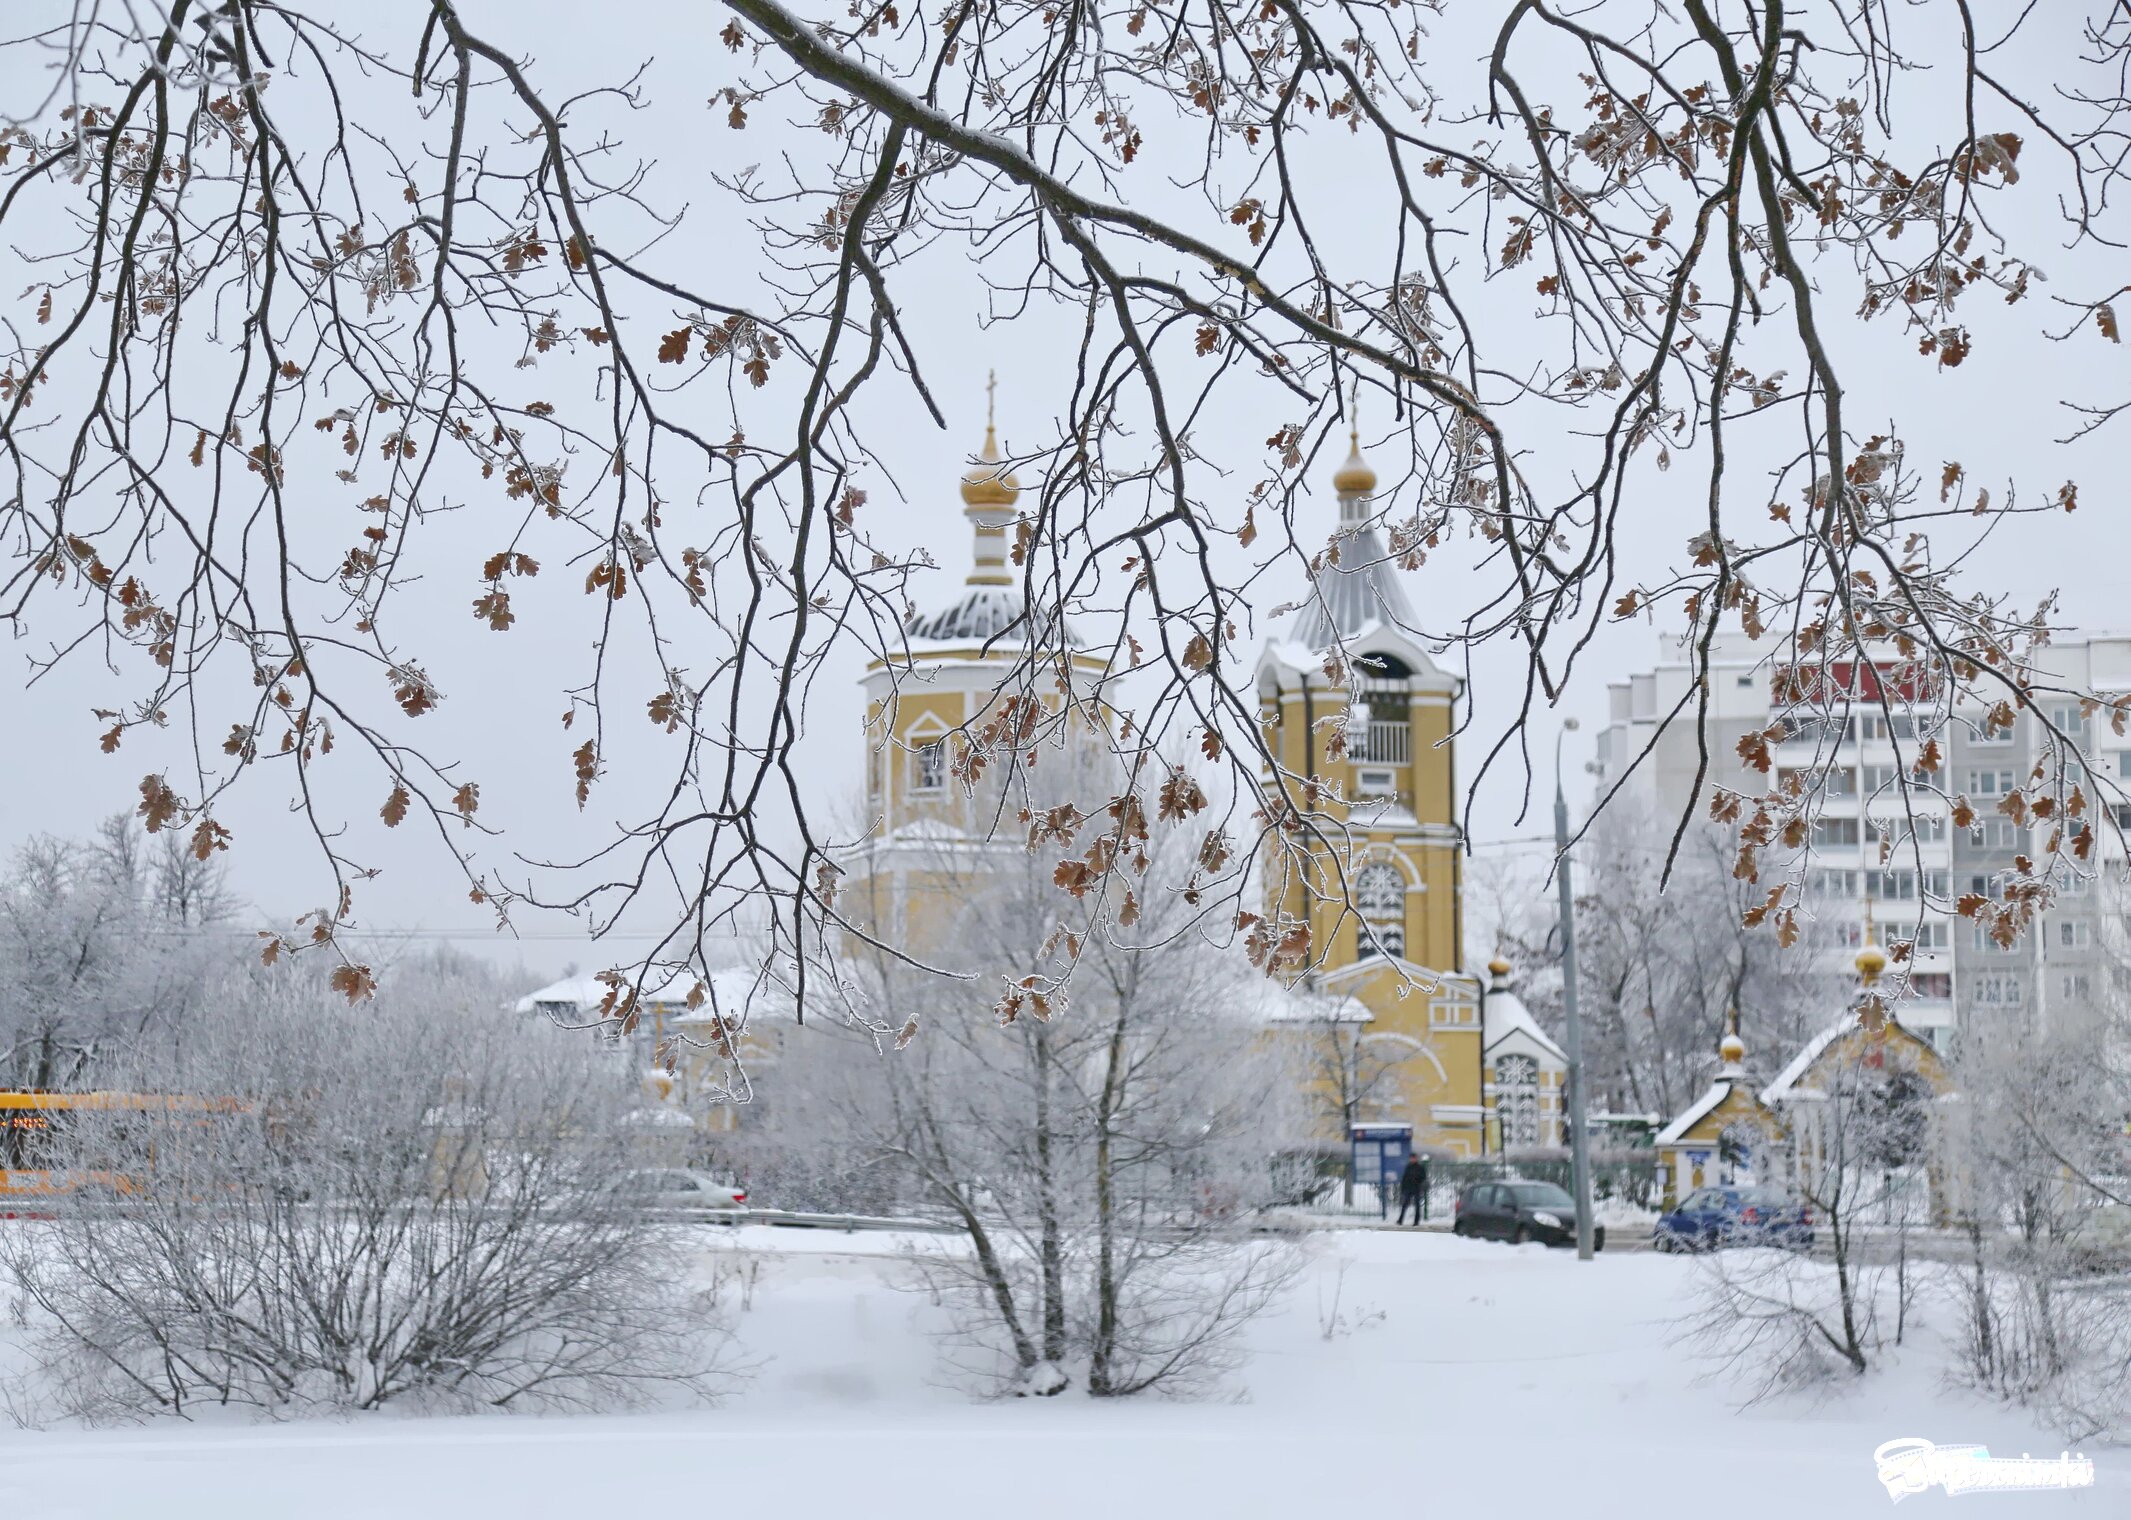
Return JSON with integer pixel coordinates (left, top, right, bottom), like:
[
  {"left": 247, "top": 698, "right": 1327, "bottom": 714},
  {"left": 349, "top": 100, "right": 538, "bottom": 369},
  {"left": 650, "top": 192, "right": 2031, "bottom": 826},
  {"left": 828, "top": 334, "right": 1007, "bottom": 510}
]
[{"left": 843, "top": 387, "right": 1519, "bottom": 1157}]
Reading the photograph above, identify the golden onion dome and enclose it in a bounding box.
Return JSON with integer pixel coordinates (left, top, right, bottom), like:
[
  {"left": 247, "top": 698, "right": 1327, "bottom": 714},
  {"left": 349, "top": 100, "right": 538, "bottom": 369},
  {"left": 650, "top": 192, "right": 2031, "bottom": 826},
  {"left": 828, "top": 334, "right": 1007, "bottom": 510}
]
[
  {"left": 1332, "top": 426, "right": 1377, "bottom": 495},
  {"left": 1487, "top": 955, "right": 1513, "bottom": 980},
  {"left": 1855, "top": 941, "right": 1889, "bottom": 983},
  {"left": 1719, "top": 1030, "right": 1747, "bottom": 1065},
  {"left": 960, "top": 421, "right": 1021, "bottom": 509}
]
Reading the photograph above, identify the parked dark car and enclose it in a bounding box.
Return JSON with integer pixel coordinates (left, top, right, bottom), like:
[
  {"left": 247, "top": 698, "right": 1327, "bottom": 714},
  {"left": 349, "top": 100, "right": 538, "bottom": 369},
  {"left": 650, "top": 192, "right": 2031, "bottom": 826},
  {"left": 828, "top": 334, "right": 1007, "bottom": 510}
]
[
  {"left": 1654, "top": 1186, "right": 1814, "bottom": 1253},
  {"left": 1453, "top": 1180, "right": 1604, "bottom": 1250}
]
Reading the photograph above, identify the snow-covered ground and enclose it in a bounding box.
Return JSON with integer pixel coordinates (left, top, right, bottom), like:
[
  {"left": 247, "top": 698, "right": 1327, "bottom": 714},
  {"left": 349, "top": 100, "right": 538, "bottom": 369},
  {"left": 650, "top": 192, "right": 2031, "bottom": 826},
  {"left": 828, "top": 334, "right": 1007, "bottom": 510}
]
[{"left": 1, "top": 1226, "right": 2121, "bottom": 1518}]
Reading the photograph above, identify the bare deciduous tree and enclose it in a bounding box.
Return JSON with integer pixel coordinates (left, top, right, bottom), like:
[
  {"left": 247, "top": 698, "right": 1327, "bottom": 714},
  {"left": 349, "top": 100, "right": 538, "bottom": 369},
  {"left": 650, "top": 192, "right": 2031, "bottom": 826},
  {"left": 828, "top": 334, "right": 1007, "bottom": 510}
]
[
  {"left": 0, "top": 814, "right": 230, "bottom": 1111},
  {"left": 774, "top": 824, "right": 1304, "bottom": 1396},
  {"left": 6, "top": 2, "right": 2131, "bottom": 1072},
  {"left": 1685, "top": 1030, "right": 1932, "bottom": 1396},
  {"left": 1478, "top": 805, "right": 1841, "bottom": 1118}
]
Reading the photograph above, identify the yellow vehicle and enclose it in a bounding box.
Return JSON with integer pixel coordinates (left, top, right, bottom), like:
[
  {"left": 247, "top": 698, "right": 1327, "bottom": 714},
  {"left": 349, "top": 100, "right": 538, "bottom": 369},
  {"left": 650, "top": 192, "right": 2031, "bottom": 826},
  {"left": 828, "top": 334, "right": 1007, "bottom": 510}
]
[{"left": 0, "top": 1090, "right": 244, "bottom": 1211}]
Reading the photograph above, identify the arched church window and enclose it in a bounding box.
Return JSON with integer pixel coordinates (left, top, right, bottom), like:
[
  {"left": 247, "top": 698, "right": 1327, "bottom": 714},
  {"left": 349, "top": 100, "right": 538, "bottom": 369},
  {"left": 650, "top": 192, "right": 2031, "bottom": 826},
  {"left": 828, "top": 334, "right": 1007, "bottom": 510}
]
[
  {"left": 913, "top": 741, "right": 946, "bottom": 793},
  {"left": 1354, "top": 862, "right": 1405, "bottom": 960},
  {"left": 1497, "top": 1053, "right": 1539, "bottom": 1148}
]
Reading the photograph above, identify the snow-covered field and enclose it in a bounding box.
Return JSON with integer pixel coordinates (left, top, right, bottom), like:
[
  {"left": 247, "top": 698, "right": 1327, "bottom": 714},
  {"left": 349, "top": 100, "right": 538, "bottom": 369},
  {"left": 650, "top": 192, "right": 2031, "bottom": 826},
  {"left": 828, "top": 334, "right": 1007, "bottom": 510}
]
[{"left": 1, "top": 1225, "right": 2120, "bottom": 1519}]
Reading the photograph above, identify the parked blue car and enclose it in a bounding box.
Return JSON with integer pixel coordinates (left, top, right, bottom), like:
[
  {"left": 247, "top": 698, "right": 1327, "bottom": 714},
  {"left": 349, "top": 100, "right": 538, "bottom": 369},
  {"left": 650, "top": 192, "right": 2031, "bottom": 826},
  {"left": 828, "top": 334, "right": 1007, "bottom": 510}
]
[{"left": 1654, "top": 1186, "right": 1814, "bottom": 1253}]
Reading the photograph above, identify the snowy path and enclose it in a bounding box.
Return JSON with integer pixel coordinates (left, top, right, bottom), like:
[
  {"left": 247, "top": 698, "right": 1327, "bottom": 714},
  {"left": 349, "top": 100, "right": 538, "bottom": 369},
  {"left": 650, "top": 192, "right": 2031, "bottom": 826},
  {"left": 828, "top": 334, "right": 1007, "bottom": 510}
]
[{"left": 1, "top": 1227, "right": 2120, "bottom": 1519}]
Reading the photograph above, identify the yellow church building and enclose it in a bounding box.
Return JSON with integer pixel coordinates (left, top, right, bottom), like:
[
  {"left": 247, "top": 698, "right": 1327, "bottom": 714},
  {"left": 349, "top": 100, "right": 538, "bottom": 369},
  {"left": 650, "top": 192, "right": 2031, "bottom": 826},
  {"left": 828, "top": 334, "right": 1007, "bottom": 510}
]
[
  {"left": 1251, "top": 425, "right": 1564, "bottom": 1157},
  {"left": 835, "top": 389, "right": 1109, "bottom": 962},
  {"left": 839, "top": 395, "right": 1552, "bottom": 1159}
]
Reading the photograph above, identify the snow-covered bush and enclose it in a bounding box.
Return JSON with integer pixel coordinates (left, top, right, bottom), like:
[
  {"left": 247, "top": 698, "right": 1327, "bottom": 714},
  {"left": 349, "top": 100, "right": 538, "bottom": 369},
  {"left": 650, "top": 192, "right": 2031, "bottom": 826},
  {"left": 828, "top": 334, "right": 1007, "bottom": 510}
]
[
  {"left": 1, "top": 964, "right": 730, "bottom": 1422},
  {"left": 1944, "top": 1007, "right": 2131, "bottom": 1443}
]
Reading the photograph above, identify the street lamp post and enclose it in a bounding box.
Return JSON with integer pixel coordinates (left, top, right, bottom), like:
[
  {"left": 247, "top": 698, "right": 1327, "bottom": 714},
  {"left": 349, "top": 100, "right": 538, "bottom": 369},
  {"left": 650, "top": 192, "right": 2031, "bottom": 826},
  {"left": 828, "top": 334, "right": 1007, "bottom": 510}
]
[{"left": 1553, "top": 718, "right": 1595, "bottom": 1261}]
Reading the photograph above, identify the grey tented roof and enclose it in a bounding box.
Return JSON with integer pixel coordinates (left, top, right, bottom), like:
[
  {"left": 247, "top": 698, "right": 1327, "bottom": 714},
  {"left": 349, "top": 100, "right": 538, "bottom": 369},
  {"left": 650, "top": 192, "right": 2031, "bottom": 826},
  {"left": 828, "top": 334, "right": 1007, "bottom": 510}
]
[{"left": 1294, "top": 524, "right": 1419, "bottom": 650}]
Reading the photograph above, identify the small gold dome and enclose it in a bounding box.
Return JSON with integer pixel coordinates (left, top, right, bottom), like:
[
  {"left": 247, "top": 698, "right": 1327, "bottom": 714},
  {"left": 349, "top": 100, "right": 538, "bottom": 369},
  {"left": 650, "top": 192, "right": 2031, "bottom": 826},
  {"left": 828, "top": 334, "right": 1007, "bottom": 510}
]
[
  {"left": 960, "top": 422, "right": 1021, "bottom": 508},
  {"left": 1719, "top": 1031, "right": 1747, "bottom": 1065},
  {"left": 1487, "top": 955, "right": 1513, "bottom": 979},
  {"left": 1855, "top": 942, "right": 1889, "bottom": 982},
  {"left": 1331, "top": 427, "right": 1377, "bottom": 495}
]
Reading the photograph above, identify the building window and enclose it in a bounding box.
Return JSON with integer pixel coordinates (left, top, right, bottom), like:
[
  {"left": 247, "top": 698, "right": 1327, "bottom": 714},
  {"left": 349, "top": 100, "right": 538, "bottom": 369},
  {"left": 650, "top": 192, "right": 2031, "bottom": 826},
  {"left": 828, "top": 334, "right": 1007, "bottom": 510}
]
[
  {"left": 1862, "top": 760, "right": 1933, "bottom": 792},
  {"left": 1811, "top": 869, "right": 1858, "bottom": 899},
  {"left": 1782, "top": 713, "right": 1852, "bottom": 747},
  {"left": 2062, "top": 972, "right": 2093, "bottom": 1003},
  {"left": 1909, "top": 972, "right": 1952, "bottom": 1000},
  {"left": 1867, "top": 814, "right": 1945, "bottom": 845},
  {"left": 1880, "top": 921, "right": 1948, "bottom": 954},
  {"left": 1965, "top": 769, "right": 2015, "bottom": 797},
  {"left": 1966, "top": 717, "right": 2014, "bottom": 748},
  {"left": 1813, "top": 817, "right": 1860, "bottom": 847},
  {"left": 1354, "top": 862, "right": 1406, "bottom": 960},
  {"left": 912, "top": 741, "right": 947, "bottom": 793},
  {"left": 1968, "top": 819, "right": 2018, "bottom": 850},
  {"left": 1865, "top": 869, "right": 1918, "bottom": 902},
  {"left": 2054, "top": 919, "right": 2093, "bottom": 948},
  {"left": 1971, "top": 920, "right": 2018, "bottom": 955},
  {"left": 2048, "top": 702, "right": 2089, "bottom": 741},
  {"left": 1972, "top": 973, "right": 2025, "bottom": 1006},
  {"left": 1496, "top": 1054, "right": 1539, "bottom": 1148}
]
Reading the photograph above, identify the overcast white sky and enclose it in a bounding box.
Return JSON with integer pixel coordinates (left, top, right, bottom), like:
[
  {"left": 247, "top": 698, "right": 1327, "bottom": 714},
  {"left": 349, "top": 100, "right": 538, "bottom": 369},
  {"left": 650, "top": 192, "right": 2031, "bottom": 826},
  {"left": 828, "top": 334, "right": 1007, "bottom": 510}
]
[{"left": 1, "top": 1, "right": 2124, "bottom": 983}]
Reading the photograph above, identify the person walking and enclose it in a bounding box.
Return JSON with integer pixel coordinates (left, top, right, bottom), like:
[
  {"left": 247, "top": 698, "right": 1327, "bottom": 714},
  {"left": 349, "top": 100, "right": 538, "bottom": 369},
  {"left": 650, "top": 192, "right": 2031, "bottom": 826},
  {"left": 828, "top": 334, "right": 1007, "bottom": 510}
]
[{"left": 1395, "top": 1152, "right": 1428, "bottom": 1226}]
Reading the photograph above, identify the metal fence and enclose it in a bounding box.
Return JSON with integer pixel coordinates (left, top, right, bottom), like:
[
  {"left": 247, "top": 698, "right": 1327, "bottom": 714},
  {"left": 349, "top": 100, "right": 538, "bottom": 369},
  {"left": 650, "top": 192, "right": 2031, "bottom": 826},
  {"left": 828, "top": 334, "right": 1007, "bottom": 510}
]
[
  {"left": 1434, "top": 1152, "right": 1661, "bottom": 1211},
  {"left": 1289, "top": 1149, "right": 1662, "bottom": 1224}
]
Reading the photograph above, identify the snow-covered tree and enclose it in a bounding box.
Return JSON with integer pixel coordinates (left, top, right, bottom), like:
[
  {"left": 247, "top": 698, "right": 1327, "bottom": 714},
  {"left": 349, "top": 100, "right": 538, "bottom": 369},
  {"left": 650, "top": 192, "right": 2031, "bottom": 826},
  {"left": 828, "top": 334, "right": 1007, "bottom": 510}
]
[
  {"left": 760, "top": 802, "right": 1304, "bottom": 1397},
  {"left": 1477, "top": 804, "right": 1841, "bottom": 1119},
  {"left": 0, "top": 814, "right": 234, "bottom": 1102},
  {"left": 2, "top": 956, "right": 728, "bottom": 1419}
]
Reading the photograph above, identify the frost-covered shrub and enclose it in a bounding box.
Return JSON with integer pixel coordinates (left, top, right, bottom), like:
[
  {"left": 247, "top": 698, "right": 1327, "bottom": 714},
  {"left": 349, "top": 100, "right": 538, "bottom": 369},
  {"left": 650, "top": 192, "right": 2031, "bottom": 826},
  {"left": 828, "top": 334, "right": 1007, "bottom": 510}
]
[{"left": 1, "top": 970, "right": 729, "bottom": 1422}]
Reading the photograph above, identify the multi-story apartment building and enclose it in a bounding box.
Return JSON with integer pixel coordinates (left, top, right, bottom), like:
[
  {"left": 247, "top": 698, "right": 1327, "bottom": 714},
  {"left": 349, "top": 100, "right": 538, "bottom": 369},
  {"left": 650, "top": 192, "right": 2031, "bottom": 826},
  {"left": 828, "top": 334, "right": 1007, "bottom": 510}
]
[{"left": 1590, "top": 632, "right": 2131, "bottom": 1048}]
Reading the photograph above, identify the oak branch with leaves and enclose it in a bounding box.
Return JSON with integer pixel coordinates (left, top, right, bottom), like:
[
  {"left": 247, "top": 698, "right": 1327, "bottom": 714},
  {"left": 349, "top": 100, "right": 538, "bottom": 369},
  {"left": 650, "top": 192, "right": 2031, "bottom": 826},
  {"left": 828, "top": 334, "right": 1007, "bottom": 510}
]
[{"left": 3, "top": 0, "right": 2128, "bottom": 1080}]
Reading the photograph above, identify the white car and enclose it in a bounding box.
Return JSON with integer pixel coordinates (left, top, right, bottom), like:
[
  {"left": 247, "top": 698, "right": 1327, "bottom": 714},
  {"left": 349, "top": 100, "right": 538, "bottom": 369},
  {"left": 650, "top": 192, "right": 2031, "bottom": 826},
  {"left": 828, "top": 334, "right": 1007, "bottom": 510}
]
[
  {"left": 2062, "top": 1203, "right": 2131, "bottom": 1267},
  {"left": 614, "top": 1168, "right": 749, "bottom": 1214}
]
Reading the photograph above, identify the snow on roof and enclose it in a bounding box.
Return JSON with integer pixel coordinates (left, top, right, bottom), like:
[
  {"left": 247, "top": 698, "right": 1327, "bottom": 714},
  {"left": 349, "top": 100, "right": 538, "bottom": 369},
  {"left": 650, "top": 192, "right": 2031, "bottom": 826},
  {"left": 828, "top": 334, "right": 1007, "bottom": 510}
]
[
  {"left": 1483, "top": 982, "right": 1565, "bottom": 1063},
  {"left": 1256, "top": 982, "right": 1375, "bottom": 1025},
  {"left": 1257, "top": 638, "right": 1322, "bottom": 676},
  {"left": 514, "top": 965, "right": 796, "bottom": 1025},
  {"left": 1349, "top": 798, "right": 1420, "bottom": 829},
  {"left": 1654, "top": 1080, "right": 1738, "bottom": 1146},
  {"left": 514, "top": 973, "right": 670, "bottom": 1015},
  {"left": 670, "top": 967, "right": 797, "bottom": 1027},
  {"left": 1316, "top": 955, "right": 1467, "bottom": 995},
  {"left": 881, "top": 817, "right": 974, "bottom": 845},
  {"left": 1294, "top": 527, "right": 1418, "bottom": 650},
  {"left": 899, "top": 585, "right": 1084, "bottom": 651},
  {"left": 1759, "top": 1015, "right": 1856, "bottom": 1104},
  {"left": 620, "top": 1106, "right": 698, "bottom": 1130}
]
